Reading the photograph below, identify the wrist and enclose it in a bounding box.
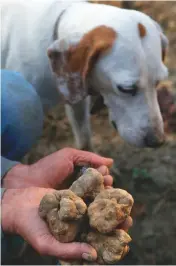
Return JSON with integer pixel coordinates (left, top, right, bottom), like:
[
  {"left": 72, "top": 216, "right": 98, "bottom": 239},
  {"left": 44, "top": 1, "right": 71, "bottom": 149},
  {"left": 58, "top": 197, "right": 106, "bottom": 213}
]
[
  {"left": 1, "top": 189, "right": 18, "bottom": 233},
  {"left": 2, "top": 164, "right": 30, "bottom": 188}
]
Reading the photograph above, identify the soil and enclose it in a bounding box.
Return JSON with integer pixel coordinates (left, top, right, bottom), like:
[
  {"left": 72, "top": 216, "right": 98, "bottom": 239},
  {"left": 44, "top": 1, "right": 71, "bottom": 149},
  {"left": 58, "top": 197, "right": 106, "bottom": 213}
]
[{"left": 9, "top": 1, "right": 176, "bottom": 265}]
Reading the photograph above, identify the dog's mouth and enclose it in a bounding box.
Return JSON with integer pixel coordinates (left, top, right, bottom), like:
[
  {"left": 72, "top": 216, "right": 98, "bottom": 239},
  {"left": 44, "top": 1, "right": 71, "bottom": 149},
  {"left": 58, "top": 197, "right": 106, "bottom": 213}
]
[
  {"left": 90, "top": 93, "right": 165, "bottom": 149},
  {"left": 111, "top": 120, "right": 117, "bottom": 130}
]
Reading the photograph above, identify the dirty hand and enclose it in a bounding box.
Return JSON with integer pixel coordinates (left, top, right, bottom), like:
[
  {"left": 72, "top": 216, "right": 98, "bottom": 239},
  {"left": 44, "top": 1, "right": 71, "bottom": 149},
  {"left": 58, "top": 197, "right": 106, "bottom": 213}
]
[
  {"left": 1, "top": 187, "right": 97, "bottom": 261},
  {"left": 3, "top": 148, "right": 113, "bottom": 189},
  {"left": 2, "top": 187, "right": 133, "bottom": 262}
]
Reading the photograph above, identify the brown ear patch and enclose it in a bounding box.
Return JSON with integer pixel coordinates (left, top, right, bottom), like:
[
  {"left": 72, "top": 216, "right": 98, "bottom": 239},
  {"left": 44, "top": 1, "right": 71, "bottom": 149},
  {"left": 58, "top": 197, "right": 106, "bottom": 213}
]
[
  {"left": 47, "top": 26, "right": 116, "bottom": 104},
  {"left": 138, "top": 23, "right": 146, "bottom": 38},
  {"left": 66, "top": 26, "right": 117, "bottom": 79}
]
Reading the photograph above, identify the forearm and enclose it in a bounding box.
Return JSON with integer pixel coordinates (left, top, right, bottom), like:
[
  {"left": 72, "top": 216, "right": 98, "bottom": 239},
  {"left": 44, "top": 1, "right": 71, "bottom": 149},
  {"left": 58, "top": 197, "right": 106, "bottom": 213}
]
[
  {"left": 1, "top": 159, "right": 10, "bottom": 260},
  {"left": 1, "top": 156, "right": 23, "bottom": 189},
  {"left": 1, "top": 157, "right": 19, "bottom": 180},
  {"left": 1, "top": 159, "right": 30, "bottom": 189},
  {"left": 1, "top": 158, "right": 20, "bottom": 262},
  {"left": 1, "top": 188, "right": 26, "bottom": 264},
  {"left": 1, "top": 188, "right": 8, "bottom": 262},
  {"left": 1, "top": 188, "right": 6, "bottom": 236}
]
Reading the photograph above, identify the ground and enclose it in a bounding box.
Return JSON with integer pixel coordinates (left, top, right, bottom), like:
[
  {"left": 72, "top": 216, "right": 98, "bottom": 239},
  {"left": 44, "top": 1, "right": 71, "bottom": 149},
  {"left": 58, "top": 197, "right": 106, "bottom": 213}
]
[{"left": 16, "top": 1, "right": 176, "bottom": 265}]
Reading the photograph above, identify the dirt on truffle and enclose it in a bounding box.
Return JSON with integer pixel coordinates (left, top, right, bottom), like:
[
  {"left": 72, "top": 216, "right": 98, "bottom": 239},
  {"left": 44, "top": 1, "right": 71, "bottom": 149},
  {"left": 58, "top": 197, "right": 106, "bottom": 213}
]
[
  {"left": 38, "top": 172, "right": 134, "bottom": 265},
  {"left": 9, "top": 1, "right": 176, "bottom": 265}
]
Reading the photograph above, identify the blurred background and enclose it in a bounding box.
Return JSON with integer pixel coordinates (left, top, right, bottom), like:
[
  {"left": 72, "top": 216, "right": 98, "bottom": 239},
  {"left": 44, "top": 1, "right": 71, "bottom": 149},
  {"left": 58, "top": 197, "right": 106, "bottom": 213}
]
[{"left": 21, "top": 1, "right": 176, "bottom": 265}]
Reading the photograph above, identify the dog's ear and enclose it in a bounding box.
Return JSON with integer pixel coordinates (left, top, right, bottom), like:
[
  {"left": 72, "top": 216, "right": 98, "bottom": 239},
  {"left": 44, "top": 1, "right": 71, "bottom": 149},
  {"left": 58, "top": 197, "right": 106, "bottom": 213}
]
[
  {"left": 154, "top": 21, "right": 169, "bottom": 62},
  {"left": 47, "top": 26, "right": 116, "bottom": 104}
]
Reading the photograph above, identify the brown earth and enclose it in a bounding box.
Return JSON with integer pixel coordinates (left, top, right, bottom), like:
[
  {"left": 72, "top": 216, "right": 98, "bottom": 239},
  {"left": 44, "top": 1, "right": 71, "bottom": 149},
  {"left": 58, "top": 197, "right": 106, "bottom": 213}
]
[{"left": 12, "top": 1, "right": 176, "bottom": 265}]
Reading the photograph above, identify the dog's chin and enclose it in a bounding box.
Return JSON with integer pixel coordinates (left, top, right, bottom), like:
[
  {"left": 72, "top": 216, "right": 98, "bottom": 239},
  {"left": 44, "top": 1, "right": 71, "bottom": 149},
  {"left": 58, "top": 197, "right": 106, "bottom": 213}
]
[
  {"left": 112, "top": 123, "right": 158, "bottom": 148},
  {"left": 125, "top": 139, "right": 146, "bottom": 149},
  {"left": 118, "top": 132, "right": 146, "bottom": 148},
  {"left": 120, "top": 136, "right": 165, "bottom": 149}
]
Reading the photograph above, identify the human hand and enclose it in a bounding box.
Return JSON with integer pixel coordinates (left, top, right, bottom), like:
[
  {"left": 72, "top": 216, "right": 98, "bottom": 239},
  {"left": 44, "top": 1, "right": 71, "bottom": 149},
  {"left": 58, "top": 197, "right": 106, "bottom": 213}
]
[
  {"left": 1, "top": 187, "right": 97, "bottom": 261},
  {"left": 3, "top": 148, "right": 113, "bottom": 189},
  {"left": 1, "top": 187, "right": 132, "bottom": 261}
]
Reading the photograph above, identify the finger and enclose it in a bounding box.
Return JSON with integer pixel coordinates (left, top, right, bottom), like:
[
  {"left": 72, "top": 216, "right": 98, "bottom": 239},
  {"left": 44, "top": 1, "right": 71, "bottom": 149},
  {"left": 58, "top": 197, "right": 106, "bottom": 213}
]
[
  {"left": 96, "top": 165, "right": 109, "bottom": 176},
  {"left": 36, "top": 234, "right": 97, "bottom": 262},
  {"left": 24, "top": 214, "right": 97, "bottom": 262},
  {"left": 105, "top": 186, "right": 112, "bottom": 189},
  {"left": 104, "top": 175, "right": 113, "bottom": 187},
  {"left": 71, "top": 149, "right": 113, "bottom": 168},
  {"left": 117, "top": 216, "right": 133, "bottom": 232}
]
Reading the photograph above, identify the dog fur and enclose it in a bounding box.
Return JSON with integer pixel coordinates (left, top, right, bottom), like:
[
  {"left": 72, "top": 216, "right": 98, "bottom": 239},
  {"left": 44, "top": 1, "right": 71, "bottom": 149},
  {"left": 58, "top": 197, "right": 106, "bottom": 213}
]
[{"left": 1, "top": 0, "right": 169, "bottom": 150}]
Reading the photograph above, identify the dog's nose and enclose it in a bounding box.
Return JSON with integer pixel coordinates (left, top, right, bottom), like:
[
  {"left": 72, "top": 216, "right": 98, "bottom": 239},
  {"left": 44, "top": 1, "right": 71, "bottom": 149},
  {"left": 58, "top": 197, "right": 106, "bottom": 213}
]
[
  {"left": 111, "top": 121, "right": 117, "bottom": 130},
  {"left": 144, "top": 131, "right": 165, "bottom": 148}
]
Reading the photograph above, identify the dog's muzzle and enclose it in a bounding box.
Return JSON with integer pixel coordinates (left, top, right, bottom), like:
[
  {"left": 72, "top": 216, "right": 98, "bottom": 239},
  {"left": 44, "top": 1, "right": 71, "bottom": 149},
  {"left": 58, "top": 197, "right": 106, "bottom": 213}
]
[
  {"left": 111, "top": 121, "right": 165, "bottom": 148},
  {"left": 144, "top": 131, "right": 165, "bottom": 148}
]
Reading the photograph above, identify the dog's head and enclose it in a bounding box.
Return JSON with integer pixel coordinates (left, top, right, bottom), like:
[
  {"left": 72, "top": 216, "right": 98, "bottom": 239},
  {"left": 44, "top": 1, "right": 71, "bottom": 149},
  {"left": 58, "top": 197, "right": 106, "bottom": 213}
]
[{"left": 47, "top": 10, "right": 168, "bottom": 148}]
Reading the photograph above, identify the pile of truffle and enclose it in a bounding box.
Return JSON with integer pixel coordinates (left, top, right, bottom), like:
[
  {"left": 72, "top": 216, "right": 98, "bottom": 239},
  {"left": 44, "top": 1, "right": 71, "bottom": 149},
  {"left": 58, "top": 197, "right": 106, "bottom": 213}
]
[{"left": 39, "top": 168, "right": 134, "bottom": 265}]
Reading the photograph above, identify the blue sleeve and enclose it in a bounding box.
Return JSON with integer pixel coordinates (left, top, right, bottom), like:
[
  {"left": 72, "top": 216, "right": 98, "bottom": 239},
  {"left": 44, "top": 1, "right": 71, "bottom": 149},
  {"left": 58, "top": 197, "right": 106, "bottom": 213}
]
[
  {"left": 1, "top": 70, "right": 44, "bottom": 263},
  {"left": 1, "top": 70, "right": 44, "bottom": 161}
]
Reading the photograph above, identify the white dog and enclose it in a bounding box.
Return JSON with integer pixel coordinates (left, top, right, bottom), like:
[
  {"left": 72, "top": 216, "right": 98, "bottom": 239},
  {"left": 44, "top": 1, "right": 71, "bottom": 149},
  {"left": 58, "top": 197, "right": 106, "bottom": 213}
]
[{"left": 1, "top": 0, "right": 169, "bottom": 150}]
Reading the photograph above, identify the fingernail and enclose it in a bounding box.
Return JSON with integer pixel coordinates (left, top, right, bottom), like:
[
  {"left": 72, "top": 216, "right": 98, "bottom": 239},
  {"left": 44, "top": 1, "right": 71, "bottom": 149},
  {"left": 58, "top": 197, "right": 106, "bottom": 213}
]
[
  {"left": 105, "top": 186, "right": 112, "bottom": 189},
  {"left": 97, "top": 165, "right": 108, "bottom": 175},
  {"left": 107, "top": 158, "right": 113, "bottom": 166},
  {"left": 82, "top": 253, "right": 96, "bottom": 262}
]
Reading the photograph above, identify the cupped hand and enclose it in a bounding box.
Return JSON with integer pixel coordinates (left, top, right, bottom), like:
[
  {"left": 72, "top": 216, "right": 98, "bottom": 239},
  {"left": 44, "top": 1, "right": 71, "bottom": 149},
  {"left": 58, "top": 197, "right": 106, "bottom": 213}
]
[
  {"left": 3, "top": 148, "right": 113, "bottom": 189},
  {"left": 1, "top": 187, "right": 97, "bottom": 262},
  {"left": 1, "top": 187, "right": 132, "bottom": 262}
]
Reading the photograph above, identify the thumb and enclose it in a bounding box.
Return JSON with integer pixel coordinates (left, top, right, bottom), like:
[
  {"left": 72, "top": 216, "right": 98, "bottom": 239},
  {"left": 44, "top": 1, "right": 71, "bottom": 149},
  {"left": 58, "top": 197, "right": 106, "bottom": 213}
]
[
  {"left": 35, "top": 235, "right": 97, "bottom": 262},
  {"left": 71, "top": 149, "right": 113, "bottom": 168}
]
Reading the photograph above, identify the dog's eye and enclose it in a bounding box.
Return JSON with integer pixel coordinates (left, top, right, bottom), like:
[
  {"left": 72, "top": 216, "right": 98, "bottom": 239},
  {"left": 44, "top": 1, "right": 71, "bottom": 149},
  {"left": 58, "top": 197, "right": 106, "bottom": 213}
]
[{"left": 117, "top": 84, "right": 138, "bottom": 96}]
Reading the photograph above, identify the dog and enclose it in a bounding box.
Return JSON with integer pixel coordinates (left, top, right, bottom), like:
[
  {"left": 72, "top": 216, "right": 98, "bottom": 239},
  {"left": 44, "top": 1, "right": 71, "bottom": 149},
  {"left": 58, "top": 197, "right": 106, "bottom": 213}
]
[{"left": 1, "top": 0, "right": 169, "bottom": 151}]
